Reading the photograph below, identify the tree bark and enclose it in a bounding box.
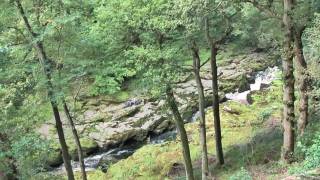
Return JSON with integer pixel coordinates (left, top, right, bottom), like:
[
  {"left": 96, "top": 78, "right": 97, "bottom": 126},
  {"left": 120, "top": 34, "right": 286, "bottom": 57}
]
[
  {"left": 294, "top": 29, "right": 309, "bottom": 135},
  {"left": 15, "top": 1, "right": 75, "bottom": 178},
  {"left": 210, "top": 42, "right": 225, "bottom": 165},
  {"left": 166, "top": 86, "right": 194, "bottom": 180},
  {"left": 281, "top": 0, "right": 295, "bottom": 163},
  {"left": 191, "top": 41, "right": 209, "bottom": 179},
  {"left": 205, "top": 18, "right": 225, "bottom": 165},
  {"left": 51, "top": 103, "right": 75, "bottom": 179},
  {"left": 63, "top": 101, "right": 87, "bottom": 180}
]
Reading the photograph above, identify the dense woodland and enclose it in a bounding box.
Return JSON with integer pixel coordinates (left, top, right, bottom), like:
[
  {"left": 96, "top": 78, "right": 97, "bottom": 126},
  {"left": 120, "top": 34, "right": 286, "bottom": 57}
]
[{"left": 1, "top": 0, "right": 320, "bottom": 180}]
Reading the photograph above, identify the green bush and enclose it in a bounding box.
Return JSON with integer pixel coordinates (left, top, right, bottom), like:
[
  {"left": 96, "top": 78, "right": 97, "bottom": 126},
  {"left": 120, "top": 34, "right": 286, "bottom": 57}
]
[
  {"left": 302, "top": 133, "right": 320, "bottom": 170},
  {"left": 229, "top": 167, "right": 252, "bottom": 180},
  {"left": 290, "top": 133, "right": 320, "bottom": 175},
  {"left": 11, "top": 134, "right": 51, "bottom": 180},
  {"left": 258, "top": 108, "right": 273, "bottom": 122}
]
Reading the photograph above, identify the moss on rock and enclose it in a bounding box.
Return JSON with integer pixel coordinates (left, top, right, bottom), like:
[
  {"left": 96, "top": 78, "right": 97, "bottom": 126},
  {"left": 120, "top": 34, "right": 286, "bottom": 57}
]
[
  {"left": 67, "top": 138, "right": 99, "bottom": 160},
  {"left": 46, "top": 148, "right": 63, "bottom": 167}
]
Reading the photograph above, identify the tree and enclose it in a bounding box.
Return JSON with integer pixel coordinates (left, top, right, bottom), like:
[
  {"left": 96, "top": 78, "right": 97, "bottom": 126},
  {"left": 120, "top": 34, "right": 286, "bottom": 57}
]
[
  {"left": 172, "top": 1, "right": 210, "bottom": 178},
  {"left": 63, "top": 101, "right": 87, "bottom": 180},
  {"left": 0, "top": 43, "right": 53, "bottom": 179},
  {"left": 282, "top": 0, "right": 295, "bottom": 163},
  {"left": 291, "top": 0, "right": 320, "bottom": 135},
  {"left": 242, "top": 0, "right": 320, "bottom": 155},
  {"left": 56, "top": 36, "right": 88, "bottom": 179},
  {"left": 191, "top": 40, "right": 209, "bottom": 179},
  {"left": 204, "top": 0, "right": 237, "bottom": 165},
  {"left": 294, "top": 27, "right": 308, "bottom": 135},
  {"left": 166, "top": 86, "right": 195, "bottom": 180},
  {"left": 59, "top": 63, "right": 87, "bottom": 180},
  {"left": 98, "top": 1, "right": 196, "bottom": 178},
  {"left": 243, "top": 0, "right": 295, "bottom": 163},
  {"left": 175, "top": 0, "right": 239, "bottom": 168},
  {"left": 13, "top": 0, "right": 75, "bottom": 178},
  {"left": 305, "top": 13, "right": 320, "bottom": 113}
]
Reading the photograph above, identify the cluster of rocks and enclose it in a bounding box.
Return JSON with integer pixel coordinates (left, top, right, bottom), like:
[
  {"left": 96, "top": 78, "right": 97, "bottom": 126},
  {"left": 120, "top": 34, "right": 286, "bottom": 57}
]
[{"left": 40, "top": 51, "right": 279, "bottom": 167}]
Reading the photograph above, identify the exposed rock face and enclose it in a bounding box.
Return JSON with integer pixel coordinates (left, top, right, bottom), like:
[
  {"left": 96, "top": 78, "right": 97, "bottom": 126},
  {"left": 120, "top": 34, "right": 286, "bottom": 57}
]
[{"left": 39, "top": 51, "right": 279, "bottom": 167}]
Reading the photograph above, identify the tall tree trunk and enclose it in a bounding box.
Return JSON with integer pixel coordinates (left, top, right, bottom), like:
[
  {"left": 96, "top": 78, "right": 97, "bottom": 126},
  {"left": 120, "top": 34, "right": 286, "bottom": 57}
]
[
  {"left": 205, "top": 18, "right": 225, "bottom": 165},
  {"left": 63, "top": 101, "right": 87, "bottom": 180},
  {"left": 282, "top": 0, "right": 295, "bottom": 163},
  {"left": 294, "top": 29, "right": 309, "bottom": 135},
  {"left": 15, "top": 1, "right": 75, "bottom": 178},
  {"left": 166, "top": 86, "right": 194, "bottom": 180},
  {"left": 191, "top": 41, "right": 209, "bottom": 179},
  {"left": 51, "top": 102, "right": 75, "bottom": 179},
  {"left": 210, "top": 42, "right": 224, "bottom": 165}
]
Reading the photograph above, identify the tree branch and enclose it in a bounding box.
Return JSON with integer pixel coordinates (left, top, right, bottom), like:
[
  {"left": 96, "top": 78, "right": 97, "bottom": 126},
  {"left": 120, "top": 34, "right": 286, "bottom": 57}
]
[{"left": 15, "top": 0, "right": 38, "bottom": 37}]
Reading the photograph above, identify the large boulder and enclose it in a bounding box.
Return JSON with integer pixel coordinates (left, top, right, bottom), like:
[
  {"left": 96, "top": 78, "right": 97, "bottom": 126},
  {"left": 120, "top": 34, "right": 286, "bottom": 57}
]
[{"left": 89, "top": 123, "right": 148, "bottom": 149}]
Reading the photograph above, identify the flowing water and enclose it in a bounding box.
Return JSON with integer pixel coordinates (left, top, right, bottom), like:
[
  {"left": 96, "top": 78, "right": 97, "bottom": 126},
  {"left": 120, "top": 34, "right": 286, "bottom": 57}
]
[
  {"left": 192, "top": 66, "right": 280, "bottom": 121},
  {"left": 225, "top": 66, "right": 280, "bottom": 104},
  {"left": 52, "top": 145, "right": 139, "bottom": 173}
]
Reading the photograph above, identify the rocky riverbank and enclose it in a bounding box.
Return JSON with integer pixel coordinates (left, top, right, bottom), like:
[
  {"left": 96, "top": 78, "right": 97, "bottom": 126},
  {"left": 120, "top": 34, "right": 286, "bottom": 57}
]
[{"left": 38, "top": 50, "right": 280, "bottom": 168}]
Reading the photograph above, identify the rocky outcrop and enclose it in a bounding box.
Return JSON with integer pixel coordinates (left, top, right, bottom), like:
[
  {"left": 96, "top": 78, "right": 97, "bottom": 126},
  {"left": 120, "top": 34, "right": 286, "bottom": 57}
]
[{"left": 40, "top": 51, "right": 279, "bottom": 167}]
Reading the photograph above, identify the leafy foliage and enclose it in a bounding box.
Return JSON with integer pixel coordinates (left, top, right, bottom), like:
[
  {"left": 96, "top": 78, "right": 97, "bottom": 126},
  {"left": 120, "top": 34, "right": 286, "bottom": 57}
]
[
  {"left": 305, "top": 13, "right": 320, "bottom": 112},
  {"left": 0, "top": 0, "right": 320, "bottom": 179},
  {"left": 229, "top": 167, "right": 253, "bottom": 180},
  {"left": 301, "top": 134, "right": 320, "bottom": 170}
]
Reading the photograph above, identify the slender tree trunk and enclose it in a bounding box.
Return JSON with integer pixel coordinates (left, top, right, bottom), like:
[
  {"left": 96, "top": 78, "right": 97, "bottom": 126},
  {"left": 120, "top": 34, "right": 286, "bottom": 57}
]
[
  {"left": 210, "top": 42, "right": 225, "bottom": 165},
  {"left": 205, "top": 18, "right": 225, "bottom": 165},
  {"left": 294, "top": 30, "right": 309, "bottom": 135},
  {"left": 191, "top": 41, "right": 209, "bottom": 179},
  {"left": 51, "top": 102, "right": 75, "bottom": 179},
  {"left": 166, "top": 86, "right": 194, "bottom": 180},
  {"left": 281, "top": 0, "right": 295, "bottom": 163},
  {"left": 15, "top": 1, "right": 75, "bottom": 178},
  {"left": 63, "top": 101, "right": 87, "bottom": 180}
]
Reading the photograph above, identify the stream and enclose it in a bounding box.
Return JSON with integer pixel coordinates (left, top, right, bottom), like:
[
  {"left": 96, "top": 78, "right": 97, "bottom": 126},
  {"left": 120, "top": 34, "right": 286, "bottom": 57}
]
[{"left": 53, "top": 66, "right": 280, "bottom": 173}]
